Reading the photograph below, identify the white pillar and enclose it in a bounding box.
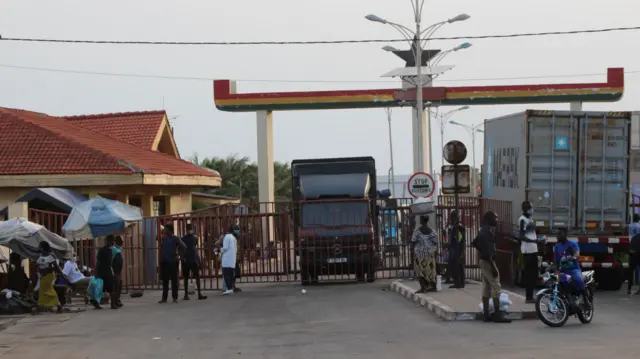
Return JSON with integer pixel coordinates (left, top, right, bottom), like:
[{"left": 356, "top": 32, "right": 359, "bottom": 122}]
[
  {"left": 256, "top": 110, "right": 275, "bottom": 251},
  {"left": 412, "top": 107, "right": 431, "bottom": 174},
  {"left": 8, "top": 201, "right": 28, "bottom": 219},
  {"left": 409, "top": 75, "right": 433, "bottom": 175},
  {"left": 570, "top": 102, "right": 583, "bottom": 111}
]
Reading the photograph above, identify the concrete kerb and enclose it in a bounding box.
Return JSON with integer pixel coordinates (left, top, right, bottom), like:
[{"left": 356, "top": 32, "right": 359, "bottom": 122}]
[{"left": 389, "top": 280, "right": 537, "bottom": 321}]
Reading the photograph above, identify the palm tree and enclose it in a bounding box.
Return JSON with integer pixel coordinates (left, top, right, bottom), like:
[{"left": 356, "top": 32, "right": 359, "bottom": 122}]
[{"left": 191, "top": 154, "right": 291, "bottom": 203}]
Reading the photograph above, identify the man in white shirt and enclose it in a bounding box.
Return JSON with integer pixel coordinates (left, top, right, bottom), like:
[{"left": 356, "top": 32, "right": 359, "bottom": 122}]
[
  {"left": 221, "top": 225, "right": 238, "bottom": 295},
  {"left": 62, "top": 254, "right": 91, "bottom": 294},
  {"left": 519, "top": 201, "right": 542, "bottom": 303}
]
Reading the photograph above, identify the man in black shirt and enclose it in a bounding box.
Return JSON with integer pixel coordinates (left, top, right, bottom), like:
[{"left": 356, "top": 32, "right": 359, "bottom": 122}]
[
  {"left": 472, "top": 211, "right": 510, "bottom": 323},
  {"left": 160, "top": 224, "right": 185, "bottom": 304},
  {"left": 96, "top": 235, "right": 118, "bottom": 310},
  {"left": 447, "top": 210, "right": 466, "bottom": 289},
  {"left": 181, "top": 224, "right": 206, "bottom": 300}
]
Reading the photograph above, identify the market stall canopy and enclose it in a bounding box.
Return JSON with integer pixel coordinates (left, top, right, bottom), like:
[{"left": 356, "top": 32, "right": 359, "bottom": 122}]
[
  {"left": 0, "top": 218, "right": 73, "bottom": 260},
  {"left": 63, "top": 197, "right": 143, "bottom": 239},
  {"left": 0, "top": 188, "right": 87, "bottom": 218}
]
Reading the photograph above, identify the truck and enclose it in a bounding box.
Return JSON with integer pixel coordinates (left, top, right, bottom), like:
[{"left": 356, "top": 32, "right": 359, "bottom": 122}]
[
  {"left": 483, "top": 110, "right": 632, "bottom": 290},
  {"left": 291, "top": 157, "right": 379, "bottom": 285}
]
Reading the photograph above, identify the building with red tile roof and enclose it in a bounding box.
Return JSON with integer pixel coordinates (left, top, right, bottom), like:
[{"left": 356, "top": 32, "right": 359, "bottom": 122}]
[
  {"left": 0, "top": 107, "right": 220, "bottom": 216},
  {"left": 63, "top": 111, "right": 180, "bottom": 158}
]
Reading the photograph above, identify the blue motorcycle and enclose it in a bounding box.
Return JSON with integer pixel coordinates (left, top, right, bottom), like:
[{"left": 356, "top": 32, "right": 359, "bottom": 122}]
[{"left": 535, "top": 261, "right": 596, "bottom": 327}]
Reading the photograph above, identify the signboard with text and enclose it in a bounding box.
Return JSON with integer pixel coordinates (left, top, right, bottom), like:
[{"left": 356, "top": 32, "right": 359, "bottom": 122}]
[
  {"left": 407, "top": 172, "right": 435, "bottom": 199},
  {"left": 441, "top": 165, "right": 471, "bottom": 194}
]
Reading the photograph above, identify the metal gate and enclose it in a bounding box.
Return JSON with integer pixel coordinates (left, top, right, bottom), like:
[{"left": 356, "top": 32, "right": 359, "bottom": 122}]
[
  {"left": 435, "top": 197, "right": 513, "bottom": 281},
  {"left": 28, "top": 198, "right": 512, "bottom": 290}
]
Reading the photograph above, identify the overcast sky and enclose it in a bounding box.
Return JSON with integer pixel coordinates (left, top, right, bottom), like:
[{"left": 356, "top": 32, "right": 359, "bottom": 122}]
[{"left": 1, "top": 0, "right": 638, "bottom": 176}]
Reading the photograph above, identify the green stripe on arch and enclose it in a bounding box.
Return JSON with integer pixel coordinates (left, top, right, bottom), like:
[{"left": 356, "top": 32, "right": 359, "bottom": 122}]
[{"left": 215, "top": 93, "right": 623, "bottom": 112}]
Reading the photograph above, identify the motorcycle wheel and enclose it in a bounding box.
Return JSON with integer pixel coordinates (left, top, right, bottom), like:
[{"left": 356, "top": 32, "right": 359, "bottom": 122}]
[
  {"left": 535, "top": 292, "right": 569, "bottom": 328},
  {"left": 577, "top": 291, "right": 594, "bottom": 324}
]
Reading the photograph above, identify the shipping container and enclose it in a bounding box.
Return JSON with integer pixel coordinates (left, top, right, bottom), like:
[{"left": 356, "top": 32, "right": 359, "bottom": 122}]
[{"left": 482, "top": 110, "right": 631, "bottom": 234}]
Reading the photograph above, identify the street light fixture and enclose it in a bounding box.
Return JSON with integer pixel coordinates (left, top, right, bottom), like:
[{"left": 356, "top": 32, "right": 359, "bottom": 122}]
[
  {"left": 381, "top": 45, "right": 400, "bottom": 52},
  {"left": 449, "top": 120, "right": 484, "bottom": 195},
  {"left": 448, "top": 14, "right": 471, "bottom": 23},
  {"left": 366, "top": 3, "right": 470, "bottom": 175},
  {"left": 430, "top": 42, "right": 472, "bottom": 68},
  {"left": 365, "top": 14, "right": 388, "bottom": 24}
]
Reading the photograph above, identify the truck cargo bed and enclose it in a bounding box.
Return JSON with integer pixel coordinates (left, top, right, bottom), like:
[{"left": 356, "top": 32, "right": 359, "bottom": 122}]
[{"left": 483, "top": 110, "right": 631, "bottom": 234}]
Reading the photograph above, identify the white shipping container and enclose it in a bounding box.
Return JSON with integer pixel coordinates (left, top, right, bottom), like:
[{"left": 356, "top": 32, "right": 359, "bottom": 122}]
[{"left": 482, "top": 110, "right": 631, "bottom": 234}]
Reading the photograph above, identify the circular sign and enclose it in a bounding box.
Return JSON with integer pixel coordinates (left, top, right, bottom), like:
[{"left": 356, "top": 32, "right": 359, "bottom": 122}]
[
  {"left": 407, "top": 172, "right": 435, "bottom": 199},
  {"left": 443, "top": 140, "right": 467, "bottom": 165}
]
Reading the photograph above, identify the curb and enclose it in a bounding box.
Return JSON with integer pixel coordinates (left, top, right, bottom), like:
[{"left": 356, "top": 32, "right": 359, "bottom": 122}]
[{"left": 389, "top": 280, "right": 537, "bottom": 321}]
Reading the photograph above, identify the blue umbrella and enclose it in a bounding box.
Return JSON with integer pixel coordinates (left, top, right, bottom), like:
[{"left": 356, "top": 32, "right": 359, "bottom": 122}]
[{"left": 62, "top": 197, "right": 143, "bottom": 239}]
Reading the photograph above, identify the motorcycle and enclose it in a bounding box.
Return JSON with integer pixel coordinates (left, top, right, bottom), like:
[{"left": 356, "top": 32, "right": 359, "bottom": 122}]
[{"left": 535, "top": 262, "right": 596, "bottom": 327}]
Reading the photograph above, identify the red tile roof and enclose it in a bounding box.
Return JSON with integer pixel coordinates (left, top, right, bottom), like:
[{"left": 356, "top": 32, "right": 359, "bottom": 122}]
[
  {"left": 0, "top": 108, "right": 219, "bottom": 177},
  {"left": 63, "top": 111, "right": 166, "bottom": 149}
]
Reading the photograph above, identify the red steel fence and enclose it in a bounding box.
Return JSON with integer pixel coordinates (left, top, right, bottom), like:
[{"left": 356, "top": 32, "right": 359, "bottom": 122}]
[{"left": 27, "top": 197, "right": 512, "bottom": 290}]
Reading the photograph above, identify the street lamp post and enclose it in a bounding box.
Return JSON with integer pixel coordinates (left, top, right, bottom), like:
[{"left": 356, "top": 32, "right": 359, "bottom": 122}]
[
  {"left": 366, "top": 3, "right": 470, "bottom": 175},
  {"left": 449, "top": 121, "right": 483, "bottom": 196},
  {"left": 431, "top": 106, "right": 470, "bottom": 162},
  {"left": 385, "top": 108, "right": 396, "bottom": 197}
]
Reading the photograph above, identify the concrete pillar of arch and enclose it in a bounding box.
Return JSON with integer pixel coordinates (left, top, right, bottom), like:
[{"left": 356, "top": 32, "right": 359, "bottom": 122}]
[{"left": 256, "top": 110, "right": 275, "bottom": 253}]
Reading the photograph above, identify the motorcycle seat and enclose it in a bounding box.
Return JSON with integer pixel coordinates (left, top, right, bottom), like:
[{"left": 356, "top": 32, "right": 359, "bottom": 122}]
[{"left": 582, "top": 270, "right": 595, "bottom": 282}]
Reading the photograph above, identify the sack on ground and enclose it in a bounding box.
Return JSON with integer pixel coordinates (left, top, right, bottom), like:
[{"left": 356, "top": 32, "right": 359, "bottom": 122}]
[
  {"left": 88, "top": 277, "right": 103, "bottom": 303},
  {"left": 478, "top": 293, "right": 512, "bottom": 313}
]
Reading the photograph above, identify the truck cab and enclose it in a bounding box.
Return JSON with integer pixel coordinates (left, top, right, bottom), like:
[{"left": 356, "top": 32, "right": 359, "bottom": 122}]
[{"left": 292, "top": 157, "right": 379, "bottom": 284}]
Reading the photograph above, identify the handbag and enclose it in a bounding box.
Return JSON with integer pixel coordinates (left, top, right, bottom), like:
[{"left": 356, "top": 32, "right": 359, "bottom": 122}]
[{"left": 87, "top": 277, "right": 104, "bottom": 303}]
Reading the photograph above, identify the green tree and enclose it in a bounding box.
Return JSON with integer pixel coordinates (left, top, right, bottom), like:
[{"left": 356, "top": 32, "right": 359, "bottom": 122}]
[{"left": 191, "top": 154, "right": 292, "bottom": 203}]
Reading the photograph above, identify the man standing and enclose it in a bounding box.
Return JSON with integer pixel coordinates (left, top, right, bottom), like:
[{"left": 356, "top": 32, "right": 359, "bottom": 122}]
[
  {"left": 159, "top": 224, "right": 185, "bottom": 304},
  {"left": 472, "top": 211, "right": 511, "bottom": 323},
  {"left": 96, "top": 235, "right": 118, "bottom": 310},
  {"left": 447, "top": 210, "right": 466, "bottom": 289},
  {"left": 221, "top": 225, "right": 238, "bottom": 295},
  {"left": 519, "top": 201, "right": 541, "bottom": 304},
  {"left": 181, "top": 223, "right": 207, "bottom": 300}
]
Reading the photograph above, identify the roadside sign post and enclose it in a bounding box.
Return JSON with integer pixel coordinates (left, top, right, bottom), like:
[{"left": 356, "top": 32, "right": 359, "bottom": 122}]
[{"left": 442, "top": 140, "right": 469, "bottom": 257}]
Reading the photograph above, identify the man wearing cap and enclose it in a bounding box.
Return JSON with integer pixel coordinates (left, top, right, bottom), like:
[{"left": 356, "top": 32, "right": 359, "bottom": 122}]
[
  {"left": 181, "top": 223, "right": 206, "bottom": 300},
  {"left": 159, "top": 224, "right": 186, "bottom": 303}
]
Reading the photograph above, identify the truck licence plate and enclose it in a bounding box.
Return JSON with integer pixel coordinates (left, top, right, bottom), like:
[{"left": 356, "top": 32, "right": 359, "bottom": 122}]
[{"left": 328, "top": 258, "right": 347, "bottom": 264}]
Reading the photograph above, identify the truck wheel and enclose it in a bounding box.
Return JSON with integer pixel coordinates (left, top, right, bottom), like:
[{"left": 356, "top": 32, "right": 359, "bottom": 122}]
[
  {"left": 301, "top": 263, "right": 317, "bottom": 285},
  {"left": 366, "top": 270, "right": 376, "bottom": 283},
  {"left": 595, "top": 268, "right": 624, "bottom": 291},
  {"left": 301, "top": 270, "right": 310, "bottom": 286}
]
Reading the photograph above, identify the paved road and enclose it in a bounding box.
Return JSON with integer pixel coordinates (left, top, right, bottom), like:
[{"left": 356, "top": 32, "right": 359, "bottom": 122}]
[{"left": 0, "top": 281, "right": 639, "bottom": 358}]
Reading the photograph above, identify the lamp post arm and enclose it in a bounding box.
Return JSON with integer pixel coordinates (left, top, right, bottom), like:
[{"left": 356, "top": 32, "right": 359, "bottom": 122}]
[
  {"left": 420, "top": 22, "right": 446, "bottom": 51},
  {"left": 388, "top": 23, "right": 416, "bottom": 43},
  {"left": 419, "top": 21, "right": 447, "bottom": 37}
]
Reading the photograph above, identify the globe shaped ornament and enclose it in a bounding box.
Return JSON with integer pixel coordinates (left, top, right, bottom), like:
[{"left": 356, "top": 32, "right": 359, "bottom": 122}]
[{"left": 443, "top": 140, "right": 468, "bottom": 165}]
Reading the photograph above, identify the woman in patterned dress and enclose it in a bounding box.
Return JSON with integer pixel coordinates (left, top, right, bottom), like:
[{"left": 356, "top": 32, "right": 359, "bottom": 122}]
[{"left": 411, "top": 215, "right": 438, "bottom": 293}]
